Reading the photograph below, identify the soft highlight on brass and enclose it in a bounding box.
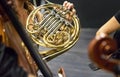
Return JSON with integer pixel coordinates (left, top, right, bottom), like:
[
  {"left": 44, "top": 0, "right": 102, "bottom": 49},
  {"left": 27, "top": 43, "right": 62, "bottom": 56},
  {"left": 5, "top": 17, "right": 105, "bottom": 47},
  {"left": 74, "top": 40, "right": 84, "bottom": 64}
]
[{"left": 26, "top": 0, "right": 80, "bottom": 61}]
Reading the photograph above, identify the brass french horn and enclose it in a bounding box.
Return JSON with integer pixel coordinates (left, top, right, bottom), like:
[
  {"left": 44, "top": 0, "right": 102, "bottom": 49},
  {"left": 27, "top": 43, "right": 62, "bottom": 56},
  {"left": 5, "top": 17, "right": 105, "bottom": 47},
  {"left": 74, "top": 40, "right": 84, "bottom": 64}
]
[{"left": 26, "top": 0, "right": 80, "bottom": 61}]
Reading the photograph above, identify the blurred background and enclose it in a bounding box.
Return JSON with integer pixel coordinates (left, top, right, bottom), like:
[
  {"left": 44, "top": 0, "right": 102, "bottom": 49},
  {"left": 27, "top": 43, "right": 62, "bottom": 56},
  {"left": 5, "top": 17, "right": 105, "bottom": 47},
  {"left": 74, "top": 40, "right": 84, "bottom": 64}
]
[
  {"left": 33, "top": 0, "right": 120, "bottom": 28},
  {"left": 31, "top": 0, "right": 120, "bottom": 77}
]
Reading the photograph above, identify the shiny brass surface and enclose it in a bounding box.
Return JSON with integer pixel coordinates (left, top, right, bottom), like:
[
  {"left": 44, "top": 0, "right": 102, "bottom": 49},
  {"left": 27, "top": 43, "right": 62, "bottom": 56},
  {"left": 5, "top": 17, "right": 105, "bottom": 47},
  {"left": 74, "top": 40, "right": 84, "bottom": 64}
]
[{"left": 26, "top": 1, "right": 80, "bottom": 61}]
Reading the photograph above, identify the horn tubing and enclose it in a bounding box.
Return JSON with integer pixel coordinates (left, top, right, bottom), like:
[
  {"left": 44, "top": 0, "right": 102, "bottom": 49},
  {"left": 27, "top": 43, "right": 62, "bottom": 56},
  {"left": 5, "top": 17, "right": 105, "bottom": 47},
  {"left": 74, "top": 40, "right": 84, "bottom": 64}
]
[
  {"left": 0, "top": 0, "right": 53, "bottom": 77},
  {"left": 44, "top": 16, "right": 56, "bottom": 29},
  {"left": 26, "top": 3, "right": 80, "bottom": 62},
  {"left": 49, "top": 21, "right": 62, "bottom": 34},
  {"left": 40, "top": 14, "right": 53, "bottom": 28},
  {"left": 47, "top": 20, "right": 61, "bottom": 35}
]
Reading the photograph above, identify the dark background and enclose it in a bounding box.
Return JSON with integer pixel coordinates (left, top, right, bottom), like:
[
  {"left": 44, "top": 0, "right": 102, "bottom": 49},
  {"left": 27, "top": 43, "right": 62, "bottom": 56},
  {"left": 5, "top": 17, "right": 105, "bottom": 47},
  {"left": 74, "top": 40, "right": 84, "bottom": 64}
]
[
  {"left": 47, "top": 0, "right": 120, "bottom": 28},
  {"left": 31, "top": 0, "right": 120, "bottom": 77}
]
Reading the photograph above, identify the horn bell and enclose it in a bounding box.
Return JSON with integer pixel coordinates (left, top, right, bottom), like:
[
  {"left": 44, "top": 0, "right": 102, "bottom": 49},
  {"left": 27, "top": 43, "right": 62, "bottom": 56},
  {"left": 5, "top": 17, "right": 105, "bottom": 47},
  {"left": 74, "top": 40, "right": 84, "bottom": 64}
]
[{"left": 26, "top": 3, "right": 81, "bottom": 62}]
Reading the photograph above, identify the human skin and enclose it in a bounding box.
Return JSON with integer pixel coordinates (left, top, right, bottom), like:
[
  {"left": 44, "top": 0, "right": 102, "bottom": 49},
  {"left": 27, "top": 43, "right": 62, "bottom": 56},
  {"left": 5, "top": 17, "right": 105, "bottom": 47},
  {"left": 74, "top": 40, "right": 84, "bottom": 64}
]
[
  {"left": 96, "top": 16, "right": 120, "bottom": 37},
  {"left": 2, "top": 0, "right": 76, "bottom": 77}
]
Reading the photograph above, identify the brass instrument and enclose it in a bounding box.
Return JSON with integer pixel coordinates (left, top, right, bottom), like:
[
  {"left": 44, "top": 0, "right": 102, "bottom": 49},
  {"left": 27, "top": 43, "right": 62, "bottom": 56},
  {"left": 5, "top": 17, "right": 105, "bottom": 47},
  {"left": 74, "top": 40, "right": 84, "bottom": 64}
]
[
  {"left": 88, "top": 35, "right": 120, "bottom": 76},
  {"left": 0, "top": 2, "right": 37, "bottom": 76},
  {"left": 26, "top": 0, "right": 80, "bottom": 61}
]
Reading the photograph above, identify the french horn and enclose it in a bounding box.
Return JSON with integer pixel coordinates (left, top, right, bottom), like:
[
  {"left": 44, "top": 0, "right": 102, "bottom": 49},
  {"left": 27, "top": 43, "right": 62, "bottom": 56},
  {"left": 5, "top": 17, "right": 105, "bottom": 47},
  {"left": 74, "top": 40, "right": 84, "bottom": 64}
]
[{"left": 26, "top": 0, "right": 80, "bottom": 61}]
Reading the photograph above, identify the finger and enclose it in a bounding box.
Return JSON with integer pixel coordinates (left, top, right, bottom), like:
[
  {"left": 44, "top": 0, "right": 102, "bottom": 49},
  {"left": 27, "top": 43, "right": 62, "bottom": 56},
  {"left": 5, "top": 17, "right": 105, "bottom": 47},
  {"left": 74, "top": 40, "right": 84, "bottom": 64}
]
[
  {"left": 7, "top": 0, "right": 13, "bottom": 5},
  {"left": 68, "top": 3, "right": 74, "bottom": 10},
  {"left": 70, "top": 8, "right": 76, "bottom": 16},
  {"left": 65, "top": 2, "right": 71, "bottom": 10},
  {"left": 63, "top": 1, "right": 68, "bottom": 7},
  {"left": 63, "top": 1, "right": 71, "bottom": 10}
]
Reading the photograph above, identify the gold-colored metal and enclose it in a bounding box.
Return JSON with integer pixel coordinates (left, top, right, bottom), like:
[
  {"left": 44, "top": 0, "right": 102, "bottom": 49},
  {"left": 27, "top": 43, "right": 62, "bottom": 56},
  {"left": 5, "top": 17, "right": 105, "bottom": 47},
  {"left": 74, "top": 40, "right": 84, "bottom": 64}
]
[{"left": 26, "top": 1, "right": 80, "bottom": 61}]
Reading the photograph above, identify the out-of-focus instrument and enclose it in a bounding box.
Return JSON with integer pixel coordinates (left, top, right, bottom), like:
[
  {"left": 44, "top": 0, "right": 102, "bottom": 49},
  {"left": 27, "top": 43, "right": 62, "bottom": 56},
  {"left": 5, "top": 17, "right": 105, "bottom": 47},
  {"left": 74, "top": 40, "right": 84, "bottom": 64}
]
[
  {"left": 0, "top": 0, "right": 53, "bottom": 77},
  {"left": 88, "top": 35, "right": 120, "bottom": 75},
  {"left": 0, "top": 1, "right": 38, "bottom": 76},
  {"left": 0, "top": 0, "right": 80, "bottom": 77},
  {"left": 26, "top": 0, "right": 80, "bottom": 62}
]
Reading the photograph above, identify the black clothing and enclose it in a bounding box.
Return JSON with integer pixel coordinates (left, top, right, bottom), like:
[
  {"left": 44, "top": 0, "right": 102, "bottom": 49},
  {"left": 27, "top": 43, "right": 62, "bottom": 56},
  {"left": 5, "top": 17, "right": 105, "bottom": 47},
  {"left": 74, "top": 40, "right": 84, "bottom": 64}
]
[
  {"left": 115, "top": 10, "right": 120, "bottom": 23},
  {"left": 0, "top": 43, "right": 28, "bottom": 77},
  {"left": 113, "top": 30, "right": 120, "bottom": 48},
  {"left": 114, "top": 10, "right": 120, "bottom": 48}
]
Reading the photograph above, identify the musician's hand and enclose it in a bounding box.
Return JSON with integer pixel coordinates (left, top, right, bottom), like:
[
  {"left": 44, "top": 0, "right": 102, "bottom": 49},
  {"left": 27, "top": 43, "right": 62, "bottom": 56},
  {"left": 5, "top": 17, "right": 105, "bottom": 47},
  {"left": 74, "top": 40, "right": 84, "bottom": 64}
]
[
  {"left": 28, "top": 74, "right": 36, "bottom": 77},
  {"left": 95, "top": 32, "right": 107, "bottom": 39},
  {"left": 63, "top": 1, "right": 76, "bottom": 21}
]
